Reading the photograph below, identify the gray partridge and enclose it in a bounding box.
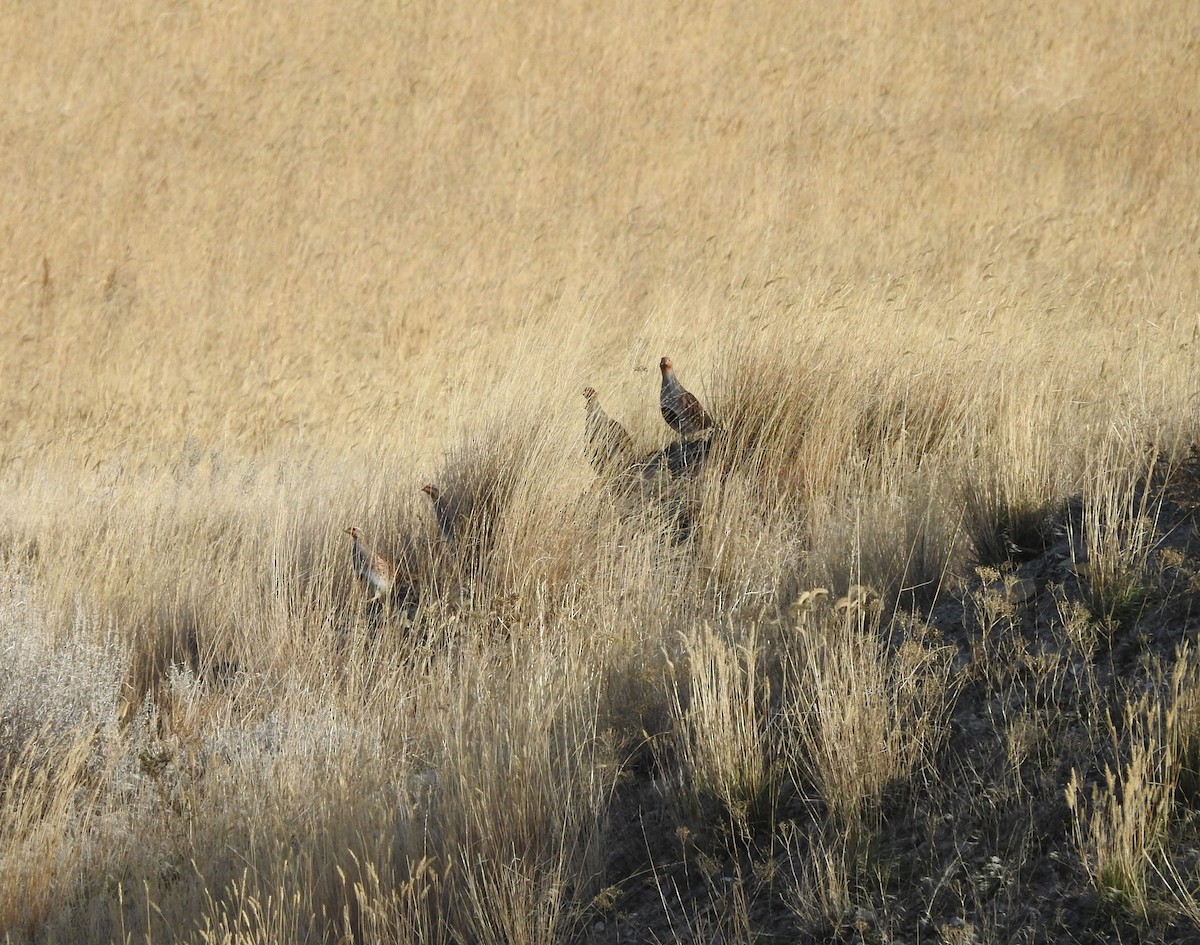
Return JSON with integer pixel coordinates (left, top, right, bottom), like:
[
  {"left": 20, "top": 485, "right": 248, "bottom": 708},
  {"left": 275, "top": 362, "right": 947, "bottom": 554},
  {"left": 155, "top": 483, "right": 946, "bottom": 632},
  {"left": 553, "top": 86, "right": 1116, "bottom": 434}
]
[
  {"left": 583, "top": 386, "right": 636, "bottom": 474},
  {"left": 422, "top": 484, "right": 456, "bottom": 543},
  {"left": 345, "top": 526, "right": 400, "bottom": 605},
  {"left": 659, "top": 357, "right": 715, "bottom": 438}
]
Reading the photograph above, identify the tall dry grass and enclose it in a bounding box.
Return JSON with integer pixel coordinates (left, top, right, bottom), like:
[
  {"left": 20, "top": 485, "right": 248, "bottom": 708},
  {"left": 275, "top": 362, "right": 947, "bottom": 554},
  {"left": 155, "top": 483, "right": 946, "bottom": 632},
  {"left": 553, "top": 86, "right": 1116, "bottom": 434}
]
[{"left": 1, "top": 0, "right": 1200, "bottom": 941}]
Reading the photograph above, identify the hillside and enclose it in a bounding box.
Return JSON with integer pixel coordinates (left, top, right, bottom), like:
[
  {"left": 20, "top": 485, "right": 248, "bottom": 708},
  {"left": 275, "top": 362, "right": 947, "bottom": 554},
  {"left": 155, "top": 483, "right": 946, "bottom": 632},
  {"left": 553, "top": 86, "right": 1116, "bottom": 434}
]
[{"left": 2, "top": 1, "right": 1200, "bottom": 942}]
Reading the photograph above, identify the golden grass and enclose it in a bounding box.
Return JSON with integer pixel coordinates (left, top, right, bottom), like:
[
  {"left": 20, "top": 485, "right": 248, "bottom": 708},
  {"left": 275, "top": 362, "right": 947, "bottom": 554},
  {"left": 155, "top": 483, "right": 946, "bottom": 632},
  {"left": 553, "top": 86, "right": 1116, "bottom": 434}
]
[{"left": 3, "top": 0, "right": 1200, "bottom": 941}]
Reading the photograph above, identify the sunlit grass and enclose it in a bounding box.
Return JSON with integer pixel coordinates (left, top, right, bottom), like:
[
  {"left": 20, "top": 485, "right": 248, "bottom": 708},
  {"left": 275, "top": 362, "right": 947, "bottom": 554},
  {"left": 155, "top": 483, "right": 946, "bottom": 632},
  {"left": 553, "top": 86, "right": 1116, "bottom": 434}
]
[{"left": 1, "top": 0, "right": 1200, "bottom": 941}]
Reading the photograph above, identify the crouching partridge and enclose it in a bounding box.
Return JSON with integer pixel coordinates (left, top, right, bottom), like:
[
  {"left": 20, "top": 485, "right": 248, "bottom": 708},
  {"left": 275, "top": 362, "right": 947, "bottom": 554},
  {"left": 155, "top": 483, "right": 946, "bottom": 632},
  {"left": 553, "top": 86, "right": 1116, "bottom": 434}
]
[{"left": 345, "top": 526, "right": 403, "bottom": 610}]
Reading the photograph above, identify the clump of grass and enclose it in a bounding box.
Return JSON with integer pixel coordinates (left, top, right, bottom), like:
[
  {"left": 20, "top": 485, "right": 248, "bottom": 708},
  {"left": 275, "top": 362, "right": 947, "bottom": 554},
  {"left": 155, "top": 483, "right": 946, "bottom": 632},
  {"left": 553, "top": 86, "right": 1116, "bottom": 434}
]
[
  {"left": 962, "top": 477, "right": 1055, "bottom": 566},
  {"left": 423, "top": 422, "right": 533, "bottom": 580},
  {"left": 706, "top": 334, "right": 968, "bottom": 507},
  {"left": 780, "top": 602, "right": 954, "bottom": 832},
  {"left": 1072, "top": 441, "right": 1163, "bottom": 625},
  {"left": 1167, "top": 646, "right": 1200, "bottom": 806},
  {"left": 780, "top": 821, "right": 853, "bottom": 936},
  {"left": 419, "top": 413, "right": 598, "bottom": 620},
  {"left": 851, "top": 364, "right": 970, "bottom": 472},
  {"left": 1068, "top": 738, "right": 1169, "bottom": 918},
  {"left": 706, "top": 344, "right": 820, "bottom": 496},
  {"left": 959, "top": 384, "right": 1078, "bottom": 566},
  {"left": 340, "top": 854, "right": 451, "bottom": 945},
  {"left": 810, "top": 473, "right": 959, "bottom": 617},
  {"left": 662, "top": 620, "right": 777, "bottom": 840},
  {"left": 1067, "top": 689, "right": 1174, "bottom": 919},
  {"left": 0, "top": 728, "right": 113, "bottom": 936},
  {"left": 959, "top": 446, "right": 1062, "bottom": 567},
  {"left": 1068, "top": 645, "right": 1200, "bottom": 923},
  {"left": 400, "top": 634, "right": 616, "bottom": 945}
]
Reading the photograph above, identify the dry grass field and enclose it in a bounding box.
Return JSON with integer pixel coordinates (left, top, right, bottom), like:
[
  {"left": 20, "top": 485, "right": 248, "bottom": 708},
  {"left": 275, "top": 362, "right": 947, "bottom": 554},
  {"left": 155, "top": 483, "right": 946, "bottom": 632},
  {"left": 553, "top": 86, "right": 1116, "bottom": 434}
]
[{"left": 2, "top": 0, "right": 1200, "bottom": 941}]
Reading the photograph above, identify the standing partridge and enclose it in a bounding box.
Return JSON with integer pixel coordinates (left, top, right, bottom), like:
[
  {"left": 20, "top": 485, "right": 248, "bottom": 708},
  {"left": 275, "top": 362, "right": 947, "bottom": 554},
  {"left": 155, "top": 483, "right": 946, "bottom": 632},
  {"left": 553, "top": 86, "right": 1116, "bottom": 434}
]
[
  {"left": 659, "top": 357, "right": 715, "bottom": 438},
  {"left": 345, "top": 526, "right": 399, "bottom": 606},
  {"left": 583, "top": 386, "right": 636, "bottom": 475}
]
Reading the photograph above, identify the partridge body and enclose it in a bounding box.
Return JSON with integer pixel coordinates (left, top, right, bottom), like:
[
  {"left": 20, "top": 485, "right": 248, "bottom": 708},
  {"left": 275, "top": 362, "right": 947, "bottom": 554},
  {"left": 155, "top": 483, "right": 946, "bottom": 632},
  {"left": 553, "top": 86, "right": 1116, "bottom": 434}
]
[
  {"left": 345, "top": 526, "right": 399, "bottom": 603},
  {"left": 583, "top": 386, "right": 636, "bottom": 475},
  {"left": 659, "top": 357, "right": 715, "bottom": 438}
]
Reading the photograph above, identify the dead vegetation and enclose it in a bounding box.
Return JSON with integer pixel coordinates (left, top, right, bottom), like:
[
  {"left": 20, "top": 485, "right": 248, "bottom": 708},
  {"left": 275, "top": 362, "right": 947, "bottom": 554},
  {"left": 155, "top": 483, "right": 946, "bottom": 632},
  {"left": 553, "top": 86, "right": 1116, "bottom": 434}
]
[{"left": 2, "top": 1, "right": 1200, "bottom": 942}]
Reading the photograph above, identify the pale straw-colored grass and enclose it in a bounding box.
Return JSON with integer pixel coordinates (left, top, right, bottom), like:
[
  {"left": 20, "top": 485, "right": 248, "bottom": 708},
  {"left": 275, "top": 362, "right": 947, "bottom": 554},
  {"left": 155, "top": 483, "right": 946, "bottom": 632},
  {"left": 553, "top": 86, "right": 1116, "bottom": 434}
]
[{"left": 2, "top": 0, "right": 1200, "bottom": 940}]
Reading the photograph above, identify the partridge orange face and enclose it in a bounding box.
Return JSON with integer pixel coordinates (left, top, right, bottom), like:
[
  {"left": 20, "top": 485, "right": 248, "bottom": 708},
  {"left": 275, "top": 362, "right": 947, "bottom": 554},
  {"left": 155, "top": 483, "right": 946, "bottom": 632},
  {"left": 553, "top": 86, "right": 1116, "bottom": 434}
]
[
  {"left": 421, "top": 484, "right": 439, "bottom": 499},
  {"left": 345, "top": 526, "right": 361, "bottom": 539},
  {"left": 659, "top": 356, "right": 673, "bottom": 373}
]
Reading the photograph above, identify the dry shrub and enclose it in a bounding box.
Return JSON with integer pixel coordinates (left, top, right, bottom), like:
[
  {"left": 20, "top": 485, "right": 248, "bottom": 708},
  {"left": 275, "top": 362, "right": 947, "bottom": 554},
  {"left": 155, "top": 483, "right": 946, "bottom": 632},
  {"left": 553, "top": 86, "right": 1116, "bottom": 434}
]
[
  {"left": 0, "top": 574, "right": 129, "bottom": 935},
  {"left": 964, "top": 573, "right": 1055, "bottom": 741},
  {"left": 0, "top": 573, "right": 126, "bottom": 761},
  {"left": 97, "top": 688, "right": 424, "bottom": 945}
]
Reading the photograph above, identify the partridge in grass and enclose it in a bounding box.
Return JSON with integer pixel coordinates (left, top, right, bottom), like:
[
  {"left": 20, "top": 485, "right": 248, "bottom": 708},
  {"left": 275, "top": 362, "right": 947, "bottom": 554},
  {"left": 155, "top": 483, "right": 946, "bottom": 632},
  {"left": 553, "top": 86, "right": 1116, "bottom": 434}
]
[
  {"left": 659, "top": 357, "right": 715, "bottom": 438},
  {"left": 345, "top": 526, "right": 400, "bottom": 606},
  {"left": 422, "top": 484, "right": 456, "bottom": 543},
  {"left": 583, "top": 386, "right": 636, "bottom": 475}
]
